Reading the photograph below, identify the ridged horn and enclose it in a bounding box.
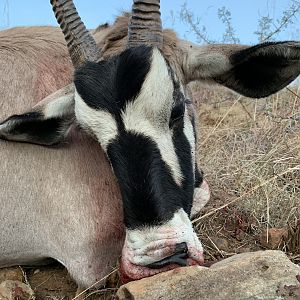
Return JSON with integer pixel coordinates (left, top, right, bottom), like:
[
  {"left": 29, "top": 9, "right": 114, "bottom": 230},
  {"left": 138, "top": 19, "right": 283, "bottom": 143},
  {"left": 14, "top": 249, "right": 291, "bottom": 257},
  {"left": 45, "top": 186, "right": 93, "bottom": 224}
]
[
  {"left": 128, "top": 0, "right": 163, "bottom": 49},
  {"left": 50, "top": 0, "right": 100, "bottom": 67}
]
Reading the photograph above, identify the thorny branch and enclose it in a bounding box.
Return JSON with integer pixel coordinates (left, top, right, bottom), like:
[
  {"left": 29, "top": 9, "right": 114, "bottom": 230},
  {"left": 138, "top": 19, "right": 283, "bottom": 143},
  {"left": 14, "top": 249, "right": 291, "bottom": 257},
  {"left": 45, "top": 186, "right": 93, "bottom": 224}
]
[
  {"left": 180, "top": 2, "right": 214, "bottom": 44},
  {"left": 259, "top": 0, "right": 300, "bottom": 42},
  {"left": 218, "top": 7, "right": 240, "bottom": 44},
  {"left": 180, "top": 1, "right": 300, "bottom": 44}
]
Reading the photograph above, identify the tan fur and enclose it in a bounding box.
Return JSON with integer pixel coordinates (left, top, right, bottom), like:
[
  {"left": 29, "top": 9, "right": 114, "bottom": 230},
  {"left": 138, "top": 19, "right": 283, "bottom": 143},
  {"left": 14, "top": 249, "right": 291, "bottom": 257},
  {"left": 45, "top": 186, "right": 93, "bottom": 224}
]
[
  {"left": 0, "top": 26, "right": 72, "bottom": 116},
  {"left": 96, "top": 14, "right": 185, "bottom": 83},
  {"left": 0, "top": 25, "right": 124, "bottom": 287},
  {"left": 179, "top": 41, "right": 248, "bottom": 83}
]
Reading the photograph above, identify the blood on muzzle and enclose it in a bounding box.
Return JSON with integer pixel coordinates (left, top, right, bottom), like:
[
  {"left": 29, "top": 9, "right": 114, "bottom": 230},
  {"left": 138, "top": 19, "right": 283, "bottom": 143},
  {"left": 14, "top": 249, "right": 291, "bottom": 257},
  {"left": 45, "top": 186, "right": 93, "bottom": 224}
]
[{"left": 146, "top": 242, "right": 188, "bottom": 269}]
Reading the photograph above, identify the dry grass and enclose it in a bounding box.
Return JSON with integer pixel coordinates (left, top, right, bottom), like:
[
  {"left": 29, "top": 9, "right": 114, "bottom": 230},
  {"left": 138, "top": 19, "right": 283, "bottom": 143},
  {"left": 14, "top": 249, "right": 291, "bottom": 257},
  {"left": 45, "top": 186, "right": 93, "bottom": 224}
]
[{"left": 191, "top": 82, "right": 300, "bottom": 262}]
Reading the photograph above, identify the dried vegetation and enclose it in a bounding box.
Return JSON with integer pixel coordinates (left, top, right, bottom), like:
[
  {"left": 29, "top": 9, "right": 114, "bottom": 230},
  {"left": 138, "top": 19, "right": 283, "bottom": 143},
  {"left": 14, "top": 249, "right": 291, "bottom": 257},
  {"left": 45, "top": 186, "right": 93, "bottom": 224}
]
[{"left": 191, "top": 82, "right": 300, "bottom": 265}]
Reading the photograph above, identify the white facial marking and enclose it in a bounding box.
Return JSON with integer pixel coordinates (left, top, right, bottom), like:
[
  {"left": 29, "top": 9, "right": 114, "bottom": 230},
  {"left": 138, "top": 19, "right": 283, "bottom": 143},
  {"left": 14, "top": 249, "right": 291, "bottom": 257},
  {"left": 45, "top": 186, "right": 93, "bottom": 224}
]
[
  {"left": 183, "top": 111, "right": 196, "bottom": 170},
  {"left": 191, "top": 179, "right": 211, "bottom": 217},
  {"left": 74, "top": 89, "right": 118, "bottom": 151},
  {"left": 121, "top": 48, "right": 184, "bottom": 185},
  {"left": 123, "top": 208, "right": 203, "bottom": 266}
]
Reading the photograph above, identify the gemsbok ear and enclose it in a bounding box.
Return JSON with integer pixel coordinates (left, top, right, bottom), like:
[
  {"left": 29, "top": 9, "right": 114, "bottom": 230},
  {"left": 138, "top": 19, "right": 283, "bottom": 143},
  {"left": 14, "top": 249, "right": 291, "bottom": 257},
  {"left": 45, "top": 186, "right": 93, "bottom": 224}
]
[
  {"left": 182, "top": 41, "right": 300, "bottom": 98},
  {"left": 0, "top": 84, "right": 75, "bottom": 146}
]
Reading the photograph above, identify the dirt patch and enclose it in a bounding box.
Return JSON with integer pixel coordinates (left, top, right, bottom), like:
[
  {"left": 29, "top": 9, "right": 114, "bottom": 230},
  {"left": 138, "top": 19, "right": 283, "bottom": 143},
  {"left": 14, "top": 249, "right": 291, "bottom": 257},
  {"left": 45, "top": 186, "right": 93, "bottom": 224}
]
[
  {"left": 25, "top": 265, "right": 77, "bottom": 300},
  {"left": 6, "top": 264, "right": 120, "bottom": 300}
]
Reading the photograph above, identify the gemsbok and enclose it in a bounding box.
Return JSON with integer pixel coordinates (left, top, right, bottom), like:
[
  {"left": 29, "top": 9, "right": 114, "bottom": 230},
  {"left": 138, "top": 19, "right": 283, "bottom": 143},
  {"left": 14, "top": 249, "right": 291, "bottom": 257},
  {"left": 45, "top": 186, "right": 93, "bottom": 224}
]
[{"left": 0, "top": 0, "right": 299, "bottom": 287}]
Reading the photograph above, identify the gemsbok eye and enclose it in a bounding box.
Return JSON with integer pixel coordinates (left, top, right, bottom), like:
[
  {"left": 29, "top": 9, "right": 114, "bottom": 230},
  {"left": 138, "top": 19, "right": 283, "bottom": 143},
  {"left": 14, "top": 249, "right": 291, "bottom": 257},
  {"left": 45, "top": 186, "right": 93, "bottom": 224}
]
[{"left": 170, "top": 102, "right": 185, "bottom": 127}]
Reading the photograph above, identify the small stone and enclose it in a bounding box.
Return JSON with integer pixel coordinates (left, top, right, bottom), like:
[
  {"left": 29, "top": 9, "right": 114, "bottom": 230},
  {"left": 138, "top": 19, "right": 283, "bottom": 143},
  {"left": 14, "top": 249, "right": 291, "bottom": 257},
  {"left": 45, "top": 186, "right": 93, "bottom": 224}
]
[
  {"left": 210, "top": 237, "right": 230, "bottom": 252},
  {"left": 0, "top": 280, "right": 34, "bottom": 300},
  {"left": 260, "top": 228, "right": 288, "bottom": 249}
]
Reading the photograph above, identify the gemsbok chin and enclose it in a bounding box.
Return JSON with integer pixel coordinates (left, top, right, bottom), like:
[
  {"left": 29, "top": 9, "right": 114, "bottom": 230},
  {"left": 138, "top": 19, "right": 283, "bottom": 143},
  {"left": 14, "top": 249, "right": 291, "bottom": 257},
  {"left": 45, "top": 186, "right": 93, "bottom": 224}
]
[{"left": 0, "top": 0, "right": 299, "bottom": 288}]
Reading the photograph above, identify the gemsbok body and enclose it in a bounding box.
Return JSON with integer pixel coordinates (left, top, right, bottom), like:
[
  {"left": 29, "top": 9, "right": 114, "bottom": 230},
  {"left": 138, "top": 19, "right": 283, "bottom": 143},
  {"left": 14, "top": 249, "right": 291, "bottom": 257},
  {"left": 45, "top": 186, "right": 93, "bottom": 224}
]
[{"left": 0, "top": 0, "right": 299, "bottom": 287}]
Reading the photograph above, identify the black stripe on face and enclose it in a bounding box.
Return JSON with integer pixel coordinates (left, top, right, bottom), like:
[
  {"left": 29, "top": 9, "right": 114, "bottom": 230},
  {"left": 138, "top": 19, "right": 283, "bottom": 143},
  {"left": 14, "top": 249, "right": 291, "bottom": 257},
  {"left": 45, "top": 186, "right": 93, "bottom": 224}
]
[
  {"left": 74, "top": 59, "right": 118, "bottom": 114},
  {"left": 74, "top": 45, "right": 152, "bottom": 128},
  {"left": 168, "top": 70, "right": 195, "bottom": 214},
  {"left": 171, "top": 116, "right": 195, "bottom": 215},
  {"left": 194, "top": 165, "right": 204, "bottom": 188},
  {"left": 170, "top": 69, "right": 201, "bottom": 192},
  {"left": 107, "top": 132, "right": 194, "bottom": 229}
]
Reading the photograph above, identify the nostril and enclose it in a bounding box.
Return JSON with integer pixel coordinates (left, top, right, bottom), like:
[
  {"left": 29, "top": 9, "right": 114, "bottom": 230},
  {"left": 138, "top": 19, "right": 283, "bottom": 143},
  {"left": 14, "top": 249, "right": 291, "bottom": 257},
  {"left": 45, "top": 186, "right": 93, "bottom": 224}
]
[
  {"left": 146, "top": 242, "right": 189, "bottom": 269},
  {"left": 174, "top": 242, "right": 188, "bottom": 254}
]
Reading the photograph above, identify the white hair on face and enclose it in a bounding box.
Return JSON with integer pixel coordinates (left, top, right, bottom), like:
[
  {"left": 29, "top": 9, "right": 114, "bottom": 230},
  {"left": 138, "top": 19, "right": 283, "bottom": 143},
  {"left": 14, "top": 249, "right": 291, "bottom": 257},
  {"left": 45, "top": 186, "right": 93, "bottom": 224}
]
[
  {"left": 73, "top": 49, "right": 195, "bottom": 187},
  {"left": 74, "top": 89, "right": 118, "bottom": 151},
  {"left": 123, "top": 208, "right": 203, "bottom": 266},
  {"left": 121, "top": 48, "right": 184, "bottom": 186},
  {"left": 183, "top": 111, "right": 196, "bottom": 172}
]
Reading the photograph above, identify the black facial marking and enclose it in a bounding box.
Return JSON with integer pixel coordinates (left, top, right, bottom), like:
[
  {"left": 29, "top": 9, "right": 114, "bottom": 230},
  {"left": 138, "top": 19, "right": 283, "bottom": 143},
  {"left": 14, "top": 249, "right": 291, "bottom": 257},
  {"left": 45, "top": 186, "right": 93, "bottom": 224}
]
[
  {"left": 169, "top": 102, "right": 185, "bottom": 128},
  {"left": 107, "top": 132, "right": 194, "bottom": 229},
  {"left": 75, "top": 46, "right": 197, "bottom": 228},
  {"left": 74, "top": 45, "right": 152, "bottom": 125},
  {"left": 194, "top": 165, "right": 204, "bottom": 188},
  {"left": 115, "top": 46, "right": 152, "bottom": 107},
  {"left": 0, "top": 112, "right": 70, "bottom": 145},
  {"left": 172, "top": 114, "right": 194, "bottom": 215},
  {"left": 168, "top": 65, "right": 187, "bottom": 127},
  {"left": 74, "top": 58, "right": 118, "bottom": 114}
]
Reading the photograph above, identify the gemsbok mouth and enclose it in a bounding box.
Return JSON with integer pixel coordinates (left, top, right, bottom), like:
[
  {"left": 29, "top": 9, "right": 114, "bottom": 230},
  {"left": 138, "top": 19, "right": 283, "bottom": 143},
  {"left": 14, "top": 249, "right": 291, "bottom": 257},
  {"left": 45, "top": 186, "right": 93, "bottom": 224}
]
[
  {"left": 119, "top": 208, "right": 204, "bottom": 283},
  {"left": 120, "top": 247, "right": 203, "bottom": 283}
]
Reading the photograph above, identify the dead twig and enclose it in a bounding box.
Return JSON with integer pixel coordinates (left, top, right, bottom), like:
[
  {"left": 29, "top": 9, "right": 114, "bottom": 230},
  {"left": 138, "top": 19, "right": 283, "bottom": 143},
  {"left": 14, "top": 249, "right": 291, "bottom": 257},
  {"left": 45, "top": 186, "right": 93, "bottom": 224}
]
[
  {"left": 72, "top": 268, "right": 118, "bottom": 300},
  {"left": 192, "top": 166, "right": 300, "bottom": 224}
]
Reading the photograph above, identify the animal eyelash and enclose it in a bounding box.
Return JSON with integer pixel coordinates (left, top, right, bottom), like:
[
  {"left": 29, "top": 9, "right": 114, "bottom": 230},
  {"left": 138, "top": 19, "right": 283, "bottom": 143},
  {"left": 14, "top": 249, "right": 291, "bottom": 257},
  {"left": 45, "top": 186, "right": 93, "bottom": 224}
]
[{"left": 185, "top": 98, "right": 192, "bottom": 105}]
